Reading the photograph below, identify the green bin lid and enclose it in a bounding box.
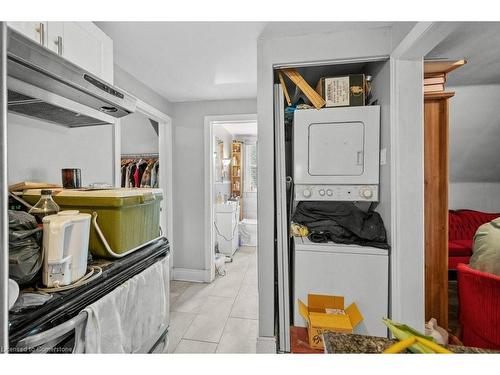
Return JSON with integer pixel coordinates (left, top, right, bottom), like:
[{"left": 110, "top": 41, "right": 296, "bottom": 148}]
[{"left": 23, "top": 188, "right": 163, "bottom": 208}]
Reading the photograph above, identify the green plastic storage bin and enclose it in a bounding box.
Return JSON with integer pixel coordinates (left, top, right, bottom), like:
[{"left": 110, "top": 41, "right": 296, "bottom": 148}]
[{"left": 23, "top": 189, "right": 163, "bottom": 258}]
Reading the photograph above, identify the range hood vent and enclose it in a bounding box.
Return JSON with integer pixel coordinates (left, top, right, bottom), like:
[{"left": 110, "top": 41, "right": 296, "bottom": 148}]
[
  {"left": 7, "top": 89, "right": 109, "bottom": 127},
  {"left": 6, "top": 27, "right": 137, "bottom": 127}
]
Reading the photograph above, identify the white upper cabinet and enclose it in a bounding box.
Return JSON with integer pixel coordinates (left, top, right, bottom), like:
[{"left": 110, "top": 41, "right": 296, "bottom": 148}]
[
  {"left": 8, "top": 21, "right": 114, "bottom": 84},
  {"left": 7, "top": 22, "right": 47, "bottom": 45}
]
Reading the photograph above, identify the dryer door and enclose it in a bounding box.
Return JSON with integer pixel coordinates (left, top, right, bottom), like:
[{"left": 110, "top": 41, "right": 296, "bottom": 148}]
[
  {"left": 294, "top": 106, "right": 380, "bottom": 185},
  {"left": 308, "top": 121, "right": 364, "bottom": 176}
]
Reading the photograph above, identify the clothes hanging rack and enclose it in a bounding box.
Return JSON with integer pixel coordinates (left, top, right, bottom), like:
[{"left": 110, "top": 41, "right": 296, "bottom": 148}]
[
  {"left": 121, "top": 153, "right": 159, "bottom": 159},
  {"left": 120, "top": 154, "right": 160, "bottom": 189}
]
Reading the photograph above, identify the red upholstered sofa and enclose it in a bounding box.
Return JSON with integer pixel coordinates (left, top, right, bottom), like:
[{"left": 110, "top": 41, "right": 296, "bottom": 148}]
[
  {"left": 448, "top": 210, "right": 500, "bottom": 270},
  {"left": 457, "top": 263, "right": 500, "bottom": 350}
]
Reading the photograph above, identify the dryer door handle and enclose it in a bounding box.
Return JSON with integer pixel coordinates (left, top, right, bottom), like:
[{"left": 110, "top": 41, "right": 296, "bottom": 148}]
[{"left": 357, "top": 151, "right": 364, "bottom": 165}]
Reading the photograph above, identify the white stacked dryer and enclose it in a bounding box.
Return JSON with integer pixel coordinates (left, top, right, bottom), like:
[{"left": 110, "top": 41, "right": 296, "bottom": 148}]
[{"left": 293, "top": 106, "right": 381, "bottom": 202}]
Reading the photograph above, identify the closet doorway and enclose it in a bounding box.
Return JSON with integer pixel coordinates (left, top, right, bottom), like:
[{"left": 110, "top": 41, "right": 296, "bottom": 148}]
[
  {"left": 204, "top": 114, "right": 258, "bottom": 282},
  {"left": 114, "top": 102, "right": 173, "bottom": 273}
]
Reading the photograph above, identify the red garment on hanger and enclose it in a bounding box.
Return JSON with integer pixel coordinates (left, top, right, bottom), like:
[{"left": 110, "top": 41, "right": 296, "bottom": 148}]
[{"left": 134, "top": 163, "right": 140, "bottom": 187}]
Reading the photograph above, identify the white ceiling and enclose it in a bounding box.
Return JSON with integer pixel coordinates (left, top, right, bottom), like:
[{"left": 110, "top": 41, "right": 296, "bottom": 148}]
[
  {"left": 221, "top": 122, "right": 257, "bottom": 136},
  {"left": 427, "top": 23, "right": 500, "bottom": 183},
  {"left": 95, "top": 22, "right": 392, "bottom": 103},
  {"left": 426, "top": 22, "right": 500, "bottom": 86}
]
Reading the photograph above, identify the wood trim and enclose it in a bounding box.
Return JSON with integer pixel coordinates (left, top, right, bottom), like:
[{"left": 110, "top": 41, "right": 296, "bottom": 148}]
[
  {"left": 424, "top": 92, "right": 454, "bottom": 329},
  {"left": 424, "top": 91, "right": 455, "bottom": 101},
  {"left": 424, "top": 59, "right": 467, "bottom": 75}
]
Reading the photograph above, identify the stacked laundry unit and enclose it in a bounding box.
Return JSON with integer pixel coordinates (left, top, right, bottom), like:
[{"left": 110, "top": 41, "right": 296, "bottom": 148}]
[{"left": 274, "top": 61, "right": 392, "bottom": 352}]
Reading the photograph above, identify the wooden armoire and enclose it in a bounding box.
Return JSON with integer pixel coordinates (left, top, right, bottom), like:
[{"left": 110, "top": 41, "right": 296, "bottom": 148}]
[
  {"left": 423, "top": 59, "right": 465, "bottom": 330},
  {"left": 424, "top": 91, "right": 454, "bottom": 329}
]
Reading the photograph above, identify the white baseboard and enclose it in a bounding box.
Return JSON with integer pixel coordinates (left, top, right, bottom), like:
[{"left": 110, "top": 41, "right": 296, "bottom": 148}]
[
  {"left": 172, "top": 267, "right": 211, "bottom": 283},
  {"left": 256, "top": 336, "right": 277, "bottom": 354}
]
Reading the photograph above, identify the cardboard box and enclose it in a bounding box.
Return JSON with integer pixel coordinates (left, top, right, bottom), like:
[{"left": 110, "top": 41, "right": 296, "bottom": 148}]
[
  {"left": 316, "top": 74, "right": 365, "bottom": 107},
  {"left": 298, "top": 294, "right": 364, "bottom": 350}
]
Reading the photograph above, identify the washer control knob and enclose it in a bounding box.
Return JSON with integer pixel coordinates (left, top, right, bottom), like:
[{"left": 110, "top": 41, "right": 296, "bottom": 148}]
[
  {"left": 319, "top": 189, "right": 325, "bottom": 196},
  {"left": 360, "top": 188, "right": 374, "bottom": 199},
  {"left": 326, "top": 189, "right": 333, "bottom": 196},
  {"left": 302, "top": 189, "right": 312, "bottom": 198}
]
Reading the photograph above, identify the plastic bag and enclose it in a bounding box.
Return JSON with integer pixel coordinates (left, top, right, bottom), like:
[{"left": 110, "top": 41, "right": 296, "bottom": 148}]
[
  {"left": 8, "top": 210, "right": 43, "bottom": 286},
  {"left": 10, "top": 292, "right": 53, "bottom": 313}
]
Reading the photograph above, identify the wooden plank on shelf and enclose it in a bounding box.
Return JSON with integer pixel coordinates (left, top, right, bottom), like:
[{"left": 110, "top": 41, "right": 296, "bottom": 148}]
[
  {"left": 9, "top": 181, "right": 61, "bottom": 192},
  {"left": 424, "top": 59, "right": 467, "bottom": 75},
  {"left": 424, "top": 75, "right": 446, "bottom": 85},
  {"left": 278, "top": 71, "right": 292, "bottom": 106},
  {"left": 280, "top": 68, "right": 326, "bottom": 109},
  {"left": 424, "top": 84, "right": 445, "bottom": 93}
]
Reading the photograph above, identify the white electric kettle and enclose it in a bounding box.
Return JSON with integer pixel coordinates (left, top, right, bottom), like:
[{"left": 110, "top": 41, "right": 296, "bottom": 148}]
[{"left": 42, "top": 210, "right": 91, "bottom": 288}]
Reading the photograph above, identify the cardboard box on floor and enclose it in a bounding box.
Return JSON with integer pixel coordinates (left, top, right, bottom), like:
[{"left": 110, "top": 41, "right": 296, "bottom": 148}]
[{"left": 298, "top": 294, "right": 364, "bottom": 350}]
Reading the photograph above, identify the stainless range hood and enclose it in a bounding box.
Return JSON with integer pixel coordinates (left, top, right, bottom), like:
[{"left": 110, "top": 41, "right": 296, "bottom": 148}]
[{"left": 6, "top": 27, "right": 137, "bottom": 127}]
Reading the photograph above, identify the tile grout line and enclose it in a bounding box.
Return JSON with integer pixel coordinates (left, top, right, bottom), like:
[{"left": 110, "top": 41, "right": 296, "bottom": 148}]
[
  {"left": 214, "top": 250, "right": 252, "bottom": 353},
  {"left": 171, "top": 248, "right": 256, "bottom": 353},
  {"left": 179, "top": 250, "right": 249, "bottom": 351},
  {"left": 168, "top": 283, "right": 200, "bottom": 352}
]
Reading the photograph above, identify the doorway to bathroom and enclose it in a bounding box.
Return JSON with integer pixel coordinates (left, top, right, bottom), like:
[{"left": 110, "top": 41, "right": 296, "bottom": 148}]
[{"left": 204, "top": 114, "right": 258, "bottom": 283}]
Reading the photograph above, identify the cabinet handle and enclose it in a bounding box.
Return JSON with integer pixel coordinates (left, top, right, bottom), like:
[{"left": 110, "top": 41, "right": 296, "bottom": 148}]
[
  {"left": 55, "top": 36, "right": 63, "bottom": 56},
  {"left": 35, "top": 22, "right": 45, "bottom": 45}
]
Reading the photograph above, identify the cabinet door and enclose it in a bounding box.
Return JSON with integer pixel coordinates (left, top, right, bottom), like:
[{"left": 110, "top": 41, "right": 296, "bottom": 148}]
[
  {"left": 46, "top": 22, "right": 64, "bottom": 55},
  {"left": 8, "top": 22, "right": 47, "bottom": 45},
  {"left": 47, "top": 22, "right": 114, "bottom": 83}
]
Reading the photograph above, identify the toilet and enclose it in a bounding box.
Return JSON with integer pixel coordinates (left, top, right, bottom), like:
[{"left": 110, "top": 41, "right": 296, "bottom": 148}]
[{"left": 239, "top": 219, "right": 257, "bottom": 246}]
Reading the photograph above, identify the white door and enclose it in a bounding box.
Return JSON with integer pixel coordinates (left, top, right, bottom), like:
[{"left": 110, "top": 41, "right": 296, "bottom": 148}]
[
  {"left": 8, "top": 22, "right": 47, "bottom": 45},
  {"left": 308, "top": 121, "right": 364, "bottom": 176},
  {"left": 46, "top": 22, "right": 64, "bottom": 55},
  {"left": 274, "top": 84, "right": 291, "bottom": 352},
  {"left": 294, "top": 106, "right": 380, "bottom": 185}
]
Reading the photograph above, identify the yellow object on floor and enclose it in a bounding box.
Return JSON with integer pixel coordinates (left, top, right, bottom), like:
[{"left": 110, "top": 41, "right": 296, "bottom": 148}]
[{"left": 383, "top": 336, "right": 453, "bottom": 354}]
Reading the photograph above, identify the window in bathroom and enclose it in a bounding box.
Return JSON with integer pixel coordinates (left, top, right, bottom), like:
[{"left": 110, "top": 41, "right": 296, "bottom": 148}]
[{"left": 245, "top": 142, "right": 257, "bottom": 192}]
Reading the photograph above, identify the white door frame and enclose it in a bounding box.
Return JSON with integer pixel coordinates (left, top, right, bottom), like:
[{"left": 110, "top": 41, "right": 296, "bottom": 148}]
[
  {"left": 114, "top": 100, "right": 174, "bottom": 276},
  {"left": 388, "top": 22, "right": 460, "bottom": 330},
  {"left": 204, "top": 113, "right": 257, "bottom": 282}
]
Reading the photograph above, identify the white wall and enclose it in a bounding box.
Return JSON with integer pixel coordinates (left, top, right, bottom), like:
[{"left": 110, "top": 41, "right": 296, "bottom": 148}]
[
  {"left": 7, "top": 63, "right": 172, "bottom": 189},
  {"left": 448, "top": 84, "right": 500, "bottom": 211},
  {"left": 213, "top": 125, "right": 232, "bottom": 161},
  {"left": 448, "top": 84, "right": 500, "bottom": 182},
  {"left": 121, "top": 112, "right": 159, "bottom": 155},
  {"left": 449, "top": 182, "right": 500, "bottom": 212},
  {"left": 367, "top": 60, "right": 392, "bottom": 241},
  {"left": 237, "top": 136, "right": 258, "bottom": 220},
  {"left": 212, "top": 125, "right": 232, "bottom": 202},
  {"left": 172, "top": 99, "right": 257, "bottom": 273},
  {"left": 7, "top": 113, "right": 114, "bottom": 186},
  {"left": 114, "top": 65, "right": 173, "bottom": 116}
]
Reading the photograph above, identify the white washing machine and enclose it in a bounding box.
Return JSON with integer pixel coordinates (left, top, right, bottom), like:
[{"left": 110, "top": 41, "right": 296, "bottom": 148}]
[
  {"left": 293, "top": 236, "right": 389, "bottom": 337},
  {"left": 215, "top": 202, "right": 239, "bottom": 257}
]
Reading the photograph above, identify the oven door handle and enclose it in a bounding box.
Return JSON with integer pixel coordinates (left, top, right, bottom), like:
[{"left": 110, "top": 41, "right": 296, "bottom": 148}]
[{"left": 16, "top": 311, "right": 88, "bottom": 351}]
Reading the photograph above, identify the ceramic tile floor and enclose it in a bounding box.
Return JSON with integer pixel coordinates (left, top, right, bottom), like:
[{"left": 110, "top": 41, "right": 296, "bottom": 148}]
[{"left": 166, "top": 246, "right": 259, "bottom": 353}]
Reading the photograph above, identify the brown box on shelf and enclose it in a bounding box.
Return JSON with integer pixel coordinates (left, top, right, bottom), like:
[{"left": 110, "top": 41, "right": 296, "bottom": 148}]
[{"left": 316, "top": 74, "right": 365, "bottom": 107}]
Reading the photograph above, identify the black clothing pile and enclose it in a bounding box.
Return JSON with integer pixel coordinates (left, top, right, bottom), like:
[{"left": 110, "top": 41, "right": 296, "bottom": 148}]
[
  {"left": 292, "top": 201, "right": 389, "bottom": 249},
  {"left": 9, "top": 210, "right": 43, "bottom": 285}
]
